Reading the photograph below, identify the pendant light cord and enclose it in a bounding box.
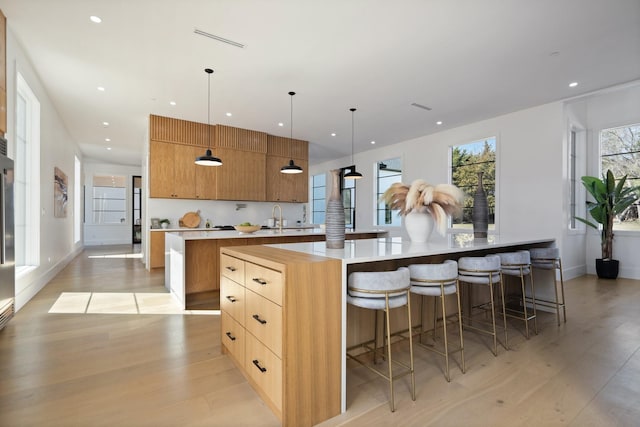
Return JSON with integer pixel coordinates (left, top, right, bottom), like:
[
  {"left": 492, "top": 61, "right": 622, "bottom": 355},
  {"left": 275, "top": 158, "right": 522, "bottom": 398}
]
[{"left": 289, "top": 91, "right": 295, "bottom": 159}]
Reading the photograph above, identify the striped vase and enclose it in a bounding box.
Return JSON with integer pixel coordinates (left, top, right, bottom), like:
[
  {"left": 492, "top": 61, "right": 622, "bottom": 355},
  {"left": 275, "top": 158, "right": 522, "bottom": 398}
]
[{"left": 325, "top": 169, "right": 345, "bottom": 249}]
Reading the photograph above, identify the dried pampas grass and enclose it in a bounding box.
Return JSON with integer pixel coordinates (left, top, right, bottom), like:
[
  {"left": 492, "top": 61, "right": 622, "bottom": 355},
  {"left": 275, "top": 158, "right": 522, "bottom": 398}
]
[{"left": 381, "top": 179, "right": 464, "bottom": 236}]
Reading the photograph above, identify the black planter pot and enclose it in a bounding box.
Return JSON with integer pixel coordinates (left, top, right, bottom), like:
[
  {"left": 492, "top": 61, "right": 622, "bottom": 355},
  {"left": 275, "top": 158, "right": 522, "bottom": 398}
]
[{"left": 596, "top": 259, "right": 619, "bottom": 279}]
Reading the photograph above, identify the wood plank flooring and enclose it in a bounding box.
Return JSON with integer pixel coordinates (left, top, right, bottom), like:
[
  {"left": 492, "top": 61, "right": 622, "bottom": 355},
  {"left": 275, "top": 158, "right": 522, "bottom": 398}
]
[{"left": 1, "top": 245, "right": 640, "bottom": 426}]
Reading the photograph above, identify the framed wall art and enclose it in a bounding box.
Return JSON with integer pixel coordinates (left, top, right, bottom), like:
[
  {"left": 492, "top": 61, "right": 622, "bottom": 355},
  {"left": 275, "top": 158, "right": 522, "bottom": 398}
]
[{"left": 54, "top": 167, "right": 68, "bottom": 218}]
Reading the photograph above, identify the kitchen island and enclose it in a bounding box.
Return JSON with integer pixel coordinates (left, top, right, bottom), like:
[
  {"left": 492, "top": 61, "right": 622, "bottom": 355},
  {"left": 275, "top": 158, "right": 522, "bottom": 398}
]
[
  {"left": 165, "top": 227, "right": 388, "bottom": 309},
  {"left": 219, "top": 234, "right": 555, "bottom": 426}
]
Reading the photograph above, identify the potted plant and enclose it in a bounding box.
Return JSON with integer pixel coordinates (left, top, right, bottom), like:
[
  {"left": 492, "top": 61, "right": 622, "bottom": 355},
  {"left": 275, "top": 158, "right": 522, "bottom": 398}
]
[
  {"left": 159, "top": 218, "right": 171, "bottom": 229},
  {"left": 575, "top": 169, "right": 640, "bottom": 279}
]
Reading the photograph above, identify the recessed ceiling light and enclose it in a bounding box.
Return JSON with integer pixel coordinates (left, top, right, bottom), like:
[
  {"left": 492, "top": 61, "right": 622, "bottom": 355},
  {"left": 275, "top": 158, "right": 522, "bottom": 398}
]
[
  {"left": 436, "top": 121, "right": 443, "bottom": 125},
  {"left": 105, "top": 138, "right": 111, "bottom": 142},
  {"left": 569, "top": 82, "right": 578, "bottom": 88},
  {"left": 370, "top": 141, "right": 376, "bottom": 145},
  {"left": 226, "top": 112, "right": 232, "bottom": 117},
  {"left": 106, "top": 147, "right": 112, "bottom": 150},
  {"left": 331, "top": 133, "right": 336, "bottom": 137},
  {"left": 278, "top": 122, "right": 284, "bottom": 127},
  {"left": 169, "top": 101, "right": 176, "bottom": 106},
  {"left": 102, "top": 121, "right": 109, "bottom": 127},
  {"left": 97, "top": 86, "right": 105, "bottom": 92},
  {"left": 89, "top": 16, "right": 102, "bottom": 23}
]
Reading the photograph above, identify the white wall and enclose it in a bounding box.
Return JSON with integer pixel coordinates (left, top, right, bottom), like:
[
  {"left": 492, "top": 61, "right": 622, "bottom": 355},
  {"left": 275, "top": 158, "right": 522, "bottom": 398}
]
[
  {"left": 574, "top": 83, "right": 640, "bottom": 279},
  {"left": 311, "top": 83, "right": 640, "bottom": 279},
  {"left": 5, "top": 28, "right": 84, "bottom": 310}
]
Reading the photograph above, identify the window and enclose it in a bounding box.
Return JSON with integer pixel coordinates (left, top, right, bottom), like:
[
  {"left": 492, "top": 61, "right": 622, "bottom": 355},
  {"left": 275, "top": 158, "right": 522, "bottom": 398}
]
[
  {"left": 600, "top": 123, "right": 640, "bottom": 231},
  {"left": 341, "top": 167, "right": 356, "bottom": 229},
  {"left": 15, "top": 73, "right": 41, "bottom": 272},
  {"left": 92, "top": 175, "right": 127, "bottom": 224},
  {"left": 376, "top": 158, "right": 402, "bottom": 226},
  {"left": 451, "top": 137, "right": 496, "bottom": 231},
  {"left": 311, "top": 173, "right": 326, "bottom": 224}
]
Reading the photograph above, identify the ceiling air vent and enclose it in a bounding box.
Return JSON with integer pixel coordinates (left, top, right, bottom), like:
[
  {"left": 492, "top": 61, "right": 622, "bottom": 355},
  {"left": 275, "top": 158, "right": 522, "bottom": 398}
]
[
  {"left": 411, "top": 102, "right": 432, "bottom": 111},
  {"left": 194, "top": 28, "right": 245, "bottom": 48}
]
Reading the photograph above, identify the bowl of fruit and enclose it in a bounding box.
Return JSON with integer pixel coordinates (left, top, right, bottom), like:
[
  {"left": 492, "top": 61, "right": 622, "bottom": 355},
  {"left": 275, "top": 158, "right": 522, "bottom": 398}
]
[{"left": 234, "top": 222, "right": 261, "bottom": 234}]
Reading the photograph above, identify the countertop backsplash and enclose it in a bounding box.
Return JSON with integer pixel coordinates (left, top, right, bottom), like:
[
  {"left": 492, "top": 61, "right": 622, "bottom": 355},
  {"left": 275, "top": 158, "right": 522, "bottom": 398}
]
[{"left": 147, "top": 198, "right": 308, "bottom": 229}]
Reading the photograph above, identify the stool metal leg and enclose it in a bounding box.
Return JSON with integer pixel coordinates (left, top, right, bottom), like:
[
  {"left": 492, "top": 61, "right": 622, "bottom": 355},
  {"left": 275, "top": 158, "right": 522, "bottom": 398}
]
[
  {"left": 455, "top": 280, "right": 466, "bottom": 374},
  {"left": 384, "top": 295, "right": 395, "bottom": 411},
  {"left": 558, "top": 258, "right": 567, "bottom": 323},
  {"left": 440, "top": 283, "right": 450, "bottom": 381},
  {"left": 498, "top": 276, "right": 509, "bottom": 351}
]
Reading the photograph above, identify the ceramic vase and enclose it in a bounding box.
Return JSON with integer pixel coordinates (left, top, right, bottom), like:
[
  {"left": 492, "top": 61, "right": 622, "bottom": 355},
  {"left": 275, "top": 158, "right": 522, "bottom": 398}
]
[
  {"left": 404, "top": 210, "right": 434, "bottom": 243},
  {"left": 472, "top": 171, "right": 489, "bottom": 238},
  {"left": 325, "top": 169, "right": 345, "bottom": 249}
]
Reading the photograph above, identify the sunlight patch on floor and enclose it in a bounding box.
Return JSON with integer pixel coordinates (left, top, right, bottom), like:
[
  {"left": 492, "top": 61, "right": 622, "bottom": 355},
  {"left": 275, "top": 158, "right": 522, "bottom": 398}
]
[
  {"left": 48, "top": 292, "right": 219, "bottom": 315},
  {"left": 87, "top": 252, "right": 143, "bottom": 259}
]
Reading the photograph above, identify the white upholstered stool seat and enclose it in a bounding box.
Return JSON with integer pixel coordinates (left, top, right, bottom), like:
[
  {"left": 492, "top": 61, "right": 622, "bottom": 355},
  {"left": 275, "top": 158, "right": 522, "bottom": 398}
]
[
  {"left": 458, "top": 255, "right": 508, "bottom": 356},
  {"left": 347, "top": 267, "right": 415, "bottom": 412},
  {"left": 497, "top": 250, "right": 538, "bottom": 339},
  {"left": 409, "top": 260, "right": 465, "bottom": 381},
  {"left": 528, "top": 247, "right": 566, "bottom": 325}
]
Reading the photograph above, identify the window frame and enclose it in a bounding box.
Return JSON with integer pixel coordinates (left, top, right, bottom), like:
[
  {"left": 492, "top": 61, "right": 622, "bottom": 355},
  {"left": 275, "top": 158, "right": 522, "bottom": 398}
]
[
  {"left": 375, "top": 157, "right": 402, "bottom": 227},
  {"left": 310, "top": 173, "right": 326, "bottom": 225},
  {"left": 449, "top": 136, "right": 498, "bottom": 234}
]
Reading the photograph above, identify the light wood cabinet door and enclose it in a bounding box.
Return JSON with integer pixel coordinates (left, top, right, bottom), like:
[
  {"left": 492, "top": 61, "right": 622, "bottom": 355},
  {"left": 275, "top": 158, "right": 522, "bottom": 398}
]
[
  {"left": 149, "top": 140, "right": 175, "bottom": 198},
  {"left": 194, "top": 149, "right": 217, "bottom": 200},
  {"left": 265, "top": 155, "right": 308, "bottom": 203},
  {"left": 216, "top": 148, "right": 266, "bottom": 201},
  {"left": 173, "top": 144, "right": 197, "bottom": 199}
]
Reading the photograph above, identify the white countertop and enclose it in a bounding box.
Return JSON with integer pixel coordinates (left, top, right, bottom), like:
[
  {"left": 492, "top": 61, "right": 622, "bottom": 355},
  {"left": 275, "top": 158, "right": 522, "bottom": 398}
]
[
  {"left": 261, "top": 234, "right": 555, "bottom": 264},
  {"left": 164, "top": 228, "right": 388, "bottom": 241}
]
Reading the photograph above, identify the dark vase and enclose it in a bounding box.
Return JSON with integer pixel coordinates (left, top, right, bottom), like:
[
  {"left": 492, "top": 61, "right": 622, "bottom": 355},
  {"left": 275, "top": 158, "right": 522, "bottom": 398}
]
[
  {"left": 595, "top": 259, "right": 619, "bottom": 279},
  {"left": 325, "top": 169, "right": 345, "bottom": 249},
  {"left": 472, "top": 171, "right": 489, "bottom": 238}
]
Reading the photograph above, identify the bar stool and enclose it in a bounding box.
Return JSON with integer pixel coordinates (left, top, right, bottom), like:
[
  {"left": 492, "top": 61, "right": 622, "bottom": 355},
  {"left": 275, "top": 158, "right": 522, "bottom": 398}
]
[
  {"left": 346, "top": 267, "right": 415, "bottom": 412},
  {"left": 458, "top": 255, "right": 508, "bottom": 356},
  {"left": 528, "top": 247, "right": 566, "bottom": 325},
  {"left": 497, "top": 250, "right": 538, "bottom": 338},
  {"left": 409, "top": 260, "right": 465, "bottom": 382}
]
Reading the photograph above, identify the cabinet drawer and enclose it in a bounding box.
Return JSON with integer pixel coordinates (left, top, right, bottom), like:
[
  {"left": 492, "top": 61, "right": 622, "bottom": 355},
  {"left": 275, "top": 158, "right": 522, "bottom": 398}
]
[
  {"left": 245, "top": 262, "right": 283, "bottom": 306},
  {"left": 220, "top": 254, "right": 245, "bottom": 283},
  {"left": 245, "top": 333, "right": 282, "bottom": 412},
  {"left": 220, "top": 276, "right": 245, "bottom": 325},
  {"left": 221, "top": 311, "right": 245, "bottom": 367},
  {"left": 245, "top": 289, "right": 283, "bottom": 358}
]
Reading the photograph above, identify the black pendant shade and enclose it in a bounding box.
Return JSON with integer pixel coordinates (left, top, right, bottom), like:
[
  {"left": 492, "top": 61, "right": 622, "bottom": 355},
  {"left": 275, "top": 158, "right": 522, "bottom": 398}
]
[
  {"left": 344, "top": 107, "right": 362, "bottom": 179},
  {"left": 195, "top": 68, "right": 222, "bottom": 167},
  {"left": 281, "top": 91, "right": 303, "bottom": 174},
  {"left": 195, "top": 149, "right": 222, "bottom": 166}
]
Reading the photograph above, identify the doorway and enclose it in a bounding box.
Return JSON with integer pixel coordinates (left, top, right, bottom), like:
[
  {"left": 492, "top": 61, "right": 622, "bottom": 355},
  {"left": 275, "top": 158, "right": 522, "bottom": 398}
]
[{"left": 132, "top": 176, "right": 142, "bottom": 244}]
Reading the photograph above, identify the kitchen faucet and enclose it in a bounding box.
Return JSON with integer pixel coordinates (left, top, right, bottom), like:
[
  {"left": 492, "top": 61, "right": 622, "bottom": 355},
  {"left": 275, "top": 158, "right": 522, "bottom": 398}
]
[{"left": 272, "top": 204, "right": 283, "bottom": 232}]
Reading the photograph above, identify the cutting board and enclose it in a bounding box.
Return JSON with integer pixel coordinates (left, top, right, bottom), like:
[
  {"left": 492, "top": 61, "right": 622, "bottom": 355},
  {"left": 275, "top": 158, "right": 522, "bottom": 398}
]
[{"left": 179, "top": 210, "right": 201, "bottom": 228}]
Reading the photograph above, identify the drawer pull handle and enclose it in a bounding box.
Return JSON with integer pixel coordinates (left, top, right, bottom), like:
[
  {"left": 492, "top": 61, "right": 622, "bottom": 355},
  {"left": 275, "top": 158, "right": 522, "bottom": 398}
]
[
  {"left": 225, "top": 295, "right": 237, "bottom": 303},
  {"left": 252, "top": 359, "right": 267, "bottom": 373},
  {"left": 253, "top": 278, "right": 267, "bottom": 285},
  {"left": 225, "top": 266, "right": 237, "bottom": 272},
  {"left": 252, "top": 314, "right": 267, "bottom": 325},
  {"left": 225, "top": 332, "right": 236, "bottom": 341}
]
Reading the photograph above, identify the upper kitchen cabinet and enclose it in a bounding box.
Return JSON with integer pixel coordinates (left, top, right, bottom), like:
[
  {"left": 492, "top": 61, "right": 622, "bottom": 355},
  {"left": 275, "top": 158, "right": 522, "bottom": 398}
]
[
  {"left": 0, "top": 9, "right": 7, "bottom": 134},
  {"left": 215, "top": 125, "right": 267, "bottom": 201},
  {"left": 149, "top": 115, "right": 216, "bottom": 199},
  {"left": 266, "top": 135, "right": 309, "bottom": 202}
]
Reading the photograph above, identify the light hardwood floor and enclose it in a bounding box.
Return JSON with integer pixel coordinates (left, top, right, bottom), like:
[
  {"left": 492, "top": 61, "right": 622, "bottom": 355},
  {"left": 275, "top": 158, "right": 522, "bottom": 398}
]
[{"left": 1, "top": 245, "right": 639, "bottom": 426}]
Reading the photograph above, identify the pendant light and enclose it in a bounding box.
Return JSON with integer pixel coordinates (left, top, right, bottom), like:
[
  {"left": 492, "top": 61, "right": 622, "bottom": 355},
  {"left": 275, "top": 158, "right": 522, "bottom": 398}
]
[
  {"left": 344, "top": 107, "right": 362, "bottom": 179},
  {"left": 281, "top": 91, "right": 303, "bottom": 174},
  {"left": 195, "top": 68, "right": 223, "bottom": 166}
]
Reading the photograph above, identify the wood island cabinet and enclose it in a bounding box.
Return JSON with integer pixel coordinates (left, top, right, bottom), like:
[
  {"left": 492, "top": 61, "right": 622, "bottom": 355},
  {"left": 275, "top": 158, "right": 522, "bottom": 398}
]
[{"left": 220, "top": 245, "right": 342, "bottom": 426}]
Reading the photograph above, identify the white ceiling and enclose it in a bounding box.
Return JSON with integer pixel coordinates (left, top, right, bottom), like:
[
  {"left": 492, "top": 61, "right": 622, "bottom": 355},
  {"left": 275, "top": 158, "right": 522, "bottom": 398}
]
[{"left": 1, "top": 0, "right": 639, "bottom": 166}]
